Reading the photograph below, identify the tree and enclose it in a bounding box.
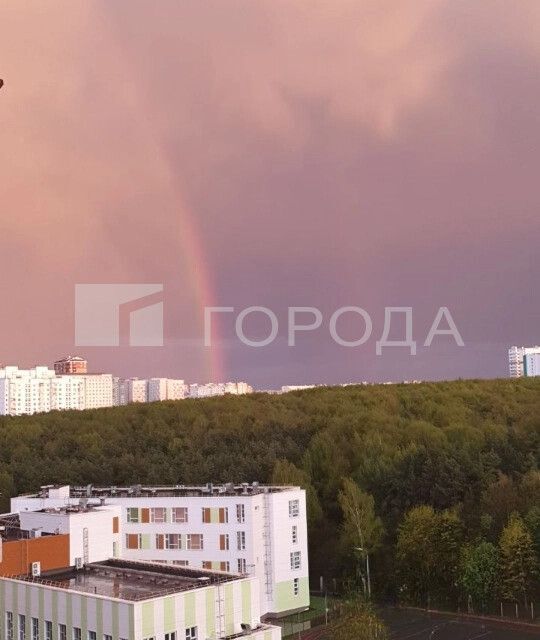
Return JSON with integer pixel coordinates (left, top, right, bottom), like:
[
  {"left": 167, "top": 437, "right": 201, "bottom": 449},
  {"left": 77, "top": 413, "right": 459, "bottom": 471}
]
[
  {"left": 396, "top": 506, "right": 463, "bottom": 607},
  {"left": 499, "top": 513, "right": 537, "bottom": 607},
  {"left": 329, "top": 601, "right": 388, "bottom": 640},
  {"left": 396, "top": 506, "right": 439, "bottom": 605},
  {"left": 271, "top": 459, "right": 322, "bottom": 528},
  {"left": 524, "top": 506, "right": 540, "bottom": 558},
  {"left": 338, "top": 478, "right": 384, "bottom": 599},
  {"left": 459, "top": 541, "right": 499, "bottom": 612},
  {"left": 0, "top": 469, "right": 15, "bottom": 513}
]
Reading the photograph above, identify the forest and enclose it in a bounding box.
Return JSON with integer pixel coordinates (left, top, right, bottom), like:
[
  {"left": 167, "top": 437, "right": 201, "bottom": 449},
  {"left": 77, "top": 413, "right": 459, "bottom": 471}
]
[{"left": 0, "top": 377, "right": 538, "bottom": 614}]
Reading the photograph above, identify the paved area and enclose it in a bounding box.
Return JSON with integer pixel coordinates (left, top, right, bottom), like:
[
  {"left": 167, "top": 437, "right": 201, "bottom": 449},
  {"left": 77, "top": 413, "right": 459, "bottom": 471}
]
[{"left": 383, "top": 608, "right": 540, "bottom": 640}]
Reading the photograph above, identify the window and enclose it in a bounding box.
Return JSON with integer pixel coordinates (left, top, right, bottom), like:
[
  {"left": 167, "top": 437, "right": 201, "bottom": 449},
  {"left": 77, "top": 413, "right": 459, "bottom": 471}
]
[
  {"left": 237, "top": 531, "right": 246, "bottom": 551},
  {"left": 294, "top": 578, "right": 300, "bottom": 596},
  {"left": 45, "top": 622, "right": 52, "bottom": 640},
  {"left": 202, "top": 561, "right": 212, "bottom": 570},
  {"left": 172, "top": 560, "right": 189, "bottom": 566},
  {"left": 220, "top": 561, "right": 230, "bottom": 572},
  {"left": 289, "top": 500, "right": 300, "bottom": 518},
  {"left": 73, "top": 629, "right": 81, "bottom": 640},
  {"left": 103, "top": 635, "right": 112, "bottom": 640},
  {"left": 172, "top": 507, "right": 188, "bottom": 523},
  {"left": 19, "top": 615, "right": 26, "bottom": 640},
  {"left": 165, "top": 633, "right": 176, "bottom": 640},
  {"left": 202, "top": 508, "right": 211, "bottom": 524},
  {"left": 219, "top": 534, "right": 229, "bottom": 551},
  {"left": 236, "top": 504, "right": 245, "bottom": 524},
  {"left": 126, "top": 508, "right": 139, "bottom": 523},
  {"left": 59, "top": 625, "right": 67, "bottom": 640},
  {"left": 187, "top": 534, "right": 203, "bottom": 550},
  {"left": 185, "top": 627, "right": 197, "bottom": 640},
  {"left": 112, "top": 517, "right": 119, "bottom": 534},
  {"left": 150, "top": 507, "right": 167, "bottom": 523},
  {"left": 126, "top": 533, "right": 141, "bottom": 550},
  {"left": 165, "top": 534, "right": 181, "bottom": 550},
  {"left": 290, "top": 551, "right": 301, "bottom": 570},
  {"left": 31, "top": 619, "right": 38, "bottom": 640},
  {"left": 88, "top": 632, "right": 96, "bottom": 640},
  {"left": 292, "top": 525, "right": 298, "bottom": 544},
  {"left": 6, "top": 612, "right": 13, "bottom": 640},
  {"left": 237, "top": 558, "right": 247, "bottom": 574},
  {"left": 219, "top": 508, "right": 228, "bottom": 524}
]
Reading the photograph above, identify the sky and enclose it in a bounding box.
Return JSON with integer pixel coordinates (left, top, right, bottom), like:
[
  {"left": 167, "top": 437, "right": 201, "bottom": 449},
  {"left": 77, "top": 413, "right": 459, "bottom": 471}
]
[{"left": 1, "top": 1, "right": 539, "bottom": 388}]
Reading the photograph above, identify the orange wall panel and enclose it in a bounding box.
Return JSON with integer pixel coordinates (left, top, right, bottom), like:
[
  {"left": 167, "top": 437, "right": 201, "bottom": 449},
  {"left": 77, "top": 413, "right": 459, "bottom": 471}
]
[{"left": 0, "top": 535, "right": 70, "bottom": 576}]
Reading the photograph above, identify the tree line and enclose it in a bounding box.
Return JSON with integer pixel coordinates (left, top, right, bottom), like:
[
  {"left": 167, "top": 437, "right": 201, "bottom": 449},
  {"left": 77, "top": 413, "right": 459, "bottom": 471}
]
[{"left": 0, "top": 377, "right": 538, "bottom": 612}]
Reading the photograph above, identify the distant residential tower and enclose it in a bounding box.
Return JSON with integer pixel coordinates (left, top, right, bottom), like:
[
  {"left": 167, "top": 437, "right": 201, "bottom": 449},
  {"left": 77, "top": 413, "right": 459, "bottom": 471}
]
[{"left": 508, "top": 345, "right": 540, "bottom": 377}]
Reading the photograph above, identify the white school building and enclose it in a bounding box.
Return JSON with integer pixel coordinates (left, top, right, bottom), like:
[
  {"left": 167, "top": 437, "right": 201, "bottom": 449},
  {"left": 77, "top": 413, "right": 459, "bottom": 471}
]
[
  {"left": 11, "top": 484, "right": 309, "bottom": 619},
  {"left": 0, "top": 504, "right": 281, "bottom": 640}
]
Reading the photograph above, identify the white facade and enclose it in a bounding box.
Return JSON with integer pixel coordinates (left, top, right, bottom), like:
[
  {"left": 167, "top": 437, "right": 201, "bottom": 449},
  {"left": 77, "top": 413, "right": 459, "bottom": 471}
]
[
  {"left": 0, "top": 367, "right": 55, "bottom": 416},
  {"left": 127, "top": 379, "right": 148, "bottom": 404},
  {"left": 523, "top": 352, "right": 540, "bottom": 377},
  {"left": 0, "top": 564, "right": 280, "bottom": 640},
  {"left": 189, "top": 383, "right": 253, "bottom": 398},
  {"left": 508, "top": 345, "right": 540, "bottom": 377},
  {"left": 0, "top": 368, "right": 114, "bottom": 415},
  {"left": 113, "top": 377, "right": 130, "bottom": 406},
  {"left": 50, "top": 376, "right": 86, "bottom": 411},
  {"left": 12, "top": 484, "right": 309, "bottom": 618},
  {"left": 18, "top": 505, "right": 122, "bottom": 566},
  {"left": 148, "top": 378, "right": 168, "bottom": 402},
  {"left": 83, "top": 374, "right": 114, "bottom": 409},
  {"left": 166, "top": 379, "right": 186, "bottom": 401},
  {"left": 148, "top": 379, "right": 186, "bottom": 402}
]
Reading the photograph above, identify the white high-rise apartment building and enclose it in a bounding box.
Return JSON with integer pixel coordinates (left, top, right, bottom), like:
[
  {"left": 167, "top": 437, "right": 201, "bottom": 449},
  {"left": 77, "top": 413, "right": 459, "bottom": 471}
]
[
  {"left": 189, "top": 382, "right": 253, "bottom": 398},
  {"left": 167, "top": 378, "right": 187, "bottom": 400},
  {"left": 0, "top": 367, "right": 114, "bottom": 415},
  {"left": 128, "top": 379, "right": 149, "bottom": 403},
  {"left": 148, "top": 378, "right": 187, "bottom": 402},
  {"left": 50, "top": 375, "right": 86, "bottom": 411},
  {"left": 113, "top": 377, "right": 130, "bottom": 406},
  {"left": 508, "top": 345, "right": 540, "bottom": 377},
  {"left": 0, "top": 366, "right": 56, "bottom": 415},
  {"left": 13, "top": 483, "right": 310, "bottom": 618},
  {"left": 148, "top": 377, "right": 168, "bottom": 401},
  {"left": 113, "top": 378, "right": 187, "bottom": 405},
  {"left": 82, "top": 373, "right": 114, "bottom": 409},
  {"left": 523, "top": 352, "right": 540, "bottom": 377}
]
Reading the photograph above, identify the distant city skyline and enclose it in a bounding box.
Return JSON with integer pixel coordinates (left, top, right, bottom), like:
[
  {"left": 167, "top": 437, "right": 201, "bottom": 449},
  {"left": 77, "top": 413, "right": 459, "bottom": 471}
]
[{"left": 2, "top": 2, "right": 540, "bottom": 387}]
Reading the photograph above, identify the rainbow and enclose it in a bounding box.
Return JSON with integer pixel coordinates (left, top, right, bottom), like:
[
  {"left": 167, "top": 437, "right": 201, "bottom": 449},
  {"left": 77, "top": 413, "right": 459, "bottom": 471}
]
[{"left": 96, "top": 11, "right": 225, "bottom": 381}]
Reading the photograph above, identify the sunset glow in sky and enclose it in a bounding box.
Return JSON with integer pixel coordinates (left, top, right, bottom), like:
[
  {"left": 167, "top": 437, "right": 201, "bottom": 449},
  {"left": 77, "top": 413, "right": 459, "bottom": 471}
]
[{"left": 2, "top": 1, "right": 540, "bottom": 386}]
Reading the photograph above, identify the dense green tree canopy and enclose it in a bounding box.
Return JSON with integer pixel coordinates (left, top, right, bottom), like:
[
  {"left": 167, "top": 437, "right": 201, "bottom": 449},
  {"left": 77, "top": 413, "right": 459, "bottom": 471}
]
[{"left": 0, "top": 377, "right": 539, "bottom": 607}]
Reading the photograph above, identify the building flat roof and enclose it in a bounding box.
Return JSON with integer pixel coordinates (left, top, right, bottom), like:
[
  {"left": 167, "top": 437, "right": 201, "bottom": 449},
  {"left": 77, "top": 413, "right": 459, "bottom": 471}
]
[
  {"left": 27, "top": 483, "right": 299, "bottom": 500},
  {"left": 12, "top": 559, "right": 238, "bottom": 601}
]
